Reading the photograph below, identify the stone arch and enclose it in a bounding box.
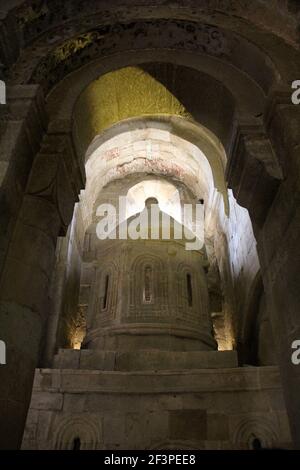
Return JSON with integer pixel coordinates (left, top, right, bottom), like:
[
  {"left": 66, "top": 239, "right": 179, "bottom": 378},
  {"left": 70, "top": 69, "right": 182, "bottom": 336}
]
[
  {"left": 45, "top": 53, "right": 282, "bottom": 230},
  {"left": 53, "top": 415, "right": 101, "bottom": 450},
  {"left": 46, "top": 48, "right": 266, "bottom": 140},
  {"left": 73, "top": 64, "right": 236, "bottom": 157},
  {"left": 8, "top": 16, "right": 286, "bottom": 92},
  {"left": 1, "top": 4, "right": 293, "bottom": 234},
  {"left": 8, "top": 1, "right": 300, "bottom": 58},
  {"left": 129, "top": 253, "right": 167, "bottom": 314},
  {"left": 232, "top": 416, "right": 280, "bottom": 450},
  {"left": 14, "top": 33, "right": 282, "bottom": 236},
  {"left": 1, "top": 0, "right": 300, "bottom": 450},
  {"left": 85, "top": 118, "right": 227, "bottom": 221}
]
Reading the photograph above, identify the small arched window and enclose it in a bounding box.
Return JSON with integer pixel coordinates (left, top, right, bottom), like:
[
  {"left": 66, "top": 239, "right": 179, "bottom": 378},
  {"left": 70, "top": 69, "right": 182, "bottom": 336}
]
[
  {"left": 102, "top": 274, "right": 109, "bottom": 310},
  {"left": 143, "top": 266, "right": 153, "bottom": 303},
  {"left": 251, "top": 437, "right": 262, "bottom": 450},
  {"left": 72, "top": 437, "right": 81, "bottom": 450},
  {"left": 186, "top": 273, "right": 193, "bottom": 307}
]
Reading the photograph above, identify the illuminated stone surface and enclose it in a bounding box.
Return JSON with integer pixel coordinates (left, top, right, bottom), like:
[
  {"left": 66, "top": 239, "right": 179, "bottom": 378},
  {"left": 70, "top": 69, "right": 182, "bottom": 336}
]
[{"left": 0, "top": 0, "right": 300, "bottom": 450}]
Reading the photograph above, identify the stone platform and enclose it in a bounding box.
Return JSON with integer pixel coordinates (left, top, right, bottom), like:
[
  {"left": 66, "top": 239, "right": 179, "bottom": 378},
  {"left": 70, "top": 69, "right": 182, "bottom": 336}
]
[
  {"left": 53, "top": 348, "right": 238, "bottom": 371},
  {"left": 22, "top": 361, "right": 292, "bottom": 450}
]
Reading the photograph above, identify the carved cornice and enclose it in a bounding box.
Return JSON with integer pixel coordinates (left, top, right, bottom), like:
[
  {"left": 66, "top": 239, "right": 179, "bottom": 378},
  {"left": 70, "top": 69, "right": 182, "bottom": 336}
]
[
  {"left": 0, "top": 85, "right": 84, "bottom": 233},
  {"left": 226, "top": 124, "right": 283, "bottom": 230},
  {"left": 264, "top": 87, "right": 300, "bottom": 189},
  {"left": 26, "top": 124, "right": 85, "bottom": 233},
  {"left": 227, "top": 123, "right": 283, "bottom": 181},
  {"left": 5, "top": 84, "right": 47, "bottom": 151},
  {"left": 0, "top": 85, "right": 48, "bottom": 189},
  {"left": 264, "top": 88, "right": 296, "bottom": 131},
  {"left": 46, "top": 119, "right": 85, "bottom": 193}
]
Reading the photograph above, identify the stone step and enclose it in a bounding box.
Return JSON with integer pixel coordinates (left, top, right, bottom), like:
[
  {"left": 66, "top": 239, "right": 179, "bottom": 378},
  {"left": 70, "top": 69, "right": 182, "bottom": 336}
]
[{"left": 53, "top": 348, "right": 238, "bottom": 371}]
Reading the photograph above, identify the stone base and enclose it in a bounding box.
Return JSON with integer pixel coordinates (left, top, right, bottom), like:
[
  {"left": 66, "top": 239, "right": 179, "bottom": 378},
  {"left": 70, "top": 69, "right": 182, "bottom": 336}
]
[
  {"left": 22, "top": 366, "right": 292, "bottom": 450},
  {"left": 84, "top": 324, "right": 217, "bottom": 351},
  {"left": 53, "top": 349, "right": 238, "bottom": 370}
]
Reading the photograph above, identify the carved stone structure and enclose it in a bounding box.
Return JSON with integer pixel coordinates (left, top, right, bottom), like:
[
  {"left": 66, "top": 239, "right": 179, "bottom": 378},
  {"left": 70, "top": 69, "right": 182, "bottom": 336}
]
[
  {"left": 84, "top": 199, "right": 216, "bottom": 353},
  {"left": 20, "top": 198, "right": 290, "bottom": 449},
  {"left": 0, "top": 0, "right": 300, "bottom": 450}
]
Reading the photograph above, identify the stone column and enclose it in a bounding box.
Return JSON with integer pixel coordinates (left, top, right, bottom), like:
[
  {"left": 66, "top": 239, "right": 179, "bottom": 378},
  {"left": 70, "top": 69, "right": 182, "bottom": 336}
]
[
  {"left": 258, "top": 93, "right": 300, "bottom": 448},
  {"left": 42, "top": 235, "right": 69, "bottom": 367},
  {"left": 0, "top": 196, "right": 62, "bottom": 449},
  {"left": 226, "top": 121, "right": 283, "bottom": 235},
  {"left": 227, "top": 104, "right": 300, "bottom": 448},
  {"left": 0, "top": 121, "right": 84, "bottom": 449},
  {"left": 0, "top": 85, "right": 47, "bottom": 279}
]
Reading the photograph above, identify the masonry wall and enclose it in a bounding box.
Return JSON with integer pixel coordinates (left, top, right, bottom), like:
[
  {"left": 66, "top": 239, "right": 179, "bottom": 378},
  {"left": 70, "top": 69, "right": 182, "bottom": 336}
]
[
  {"left": 212, "top": 190, "right": 261, "bottom": 350},
  {"left": 22, "top": 366, "right": 291, "bottom": 450}
]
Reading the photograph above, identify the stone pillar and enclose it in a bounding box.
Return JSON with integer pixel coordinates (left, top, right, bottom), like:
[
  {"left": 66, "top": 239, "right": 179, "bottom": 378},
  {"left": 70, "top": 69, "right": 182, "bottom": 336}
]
[
  {"left": 0, "top": 85, "right": 47, "bottom": 279},
  {"left": 227, "top": 104, "right": 300, "bottom": 448},
  {"left": 0, "top": 121, "right": 84, "bottom": 448},
  {"left": 0, "top": 196, "right": 62, "bottom": 449},
  {"left": 42, "top": 235, "right": 69, "bottom": 367},
  {"left": 258, "top": 93, "right": 300, "bottom": 448},
  {"left": 226, "top": 122, "right": 283, "bottom": 235}
]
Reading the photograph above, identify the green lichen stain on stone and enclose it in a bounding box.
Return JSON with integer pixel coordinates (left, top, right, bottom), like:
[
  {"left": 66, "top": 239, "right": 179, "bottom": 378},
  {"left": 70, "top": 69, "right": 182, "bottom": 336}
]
[
  {"left": 74, "top": 66, "right": 191, "bottom": 151},
  {"left": 52, "top": 32, "right": 102, "bottom": 64}
]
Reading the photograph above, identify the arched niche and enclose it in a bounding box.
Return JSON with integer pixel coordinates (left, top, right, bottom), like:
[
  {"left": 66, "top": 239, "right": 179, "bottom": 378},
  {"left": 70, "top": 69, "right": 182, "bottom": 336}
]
[
  {"left": 83, "top": 119, "right": 228, "bottom": 223},
  {"left": 239, "top": 271, "right": 277, "bottom": 366},
  {"left": 9, "top": 15, "right": 291, "bottom": 92}
]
